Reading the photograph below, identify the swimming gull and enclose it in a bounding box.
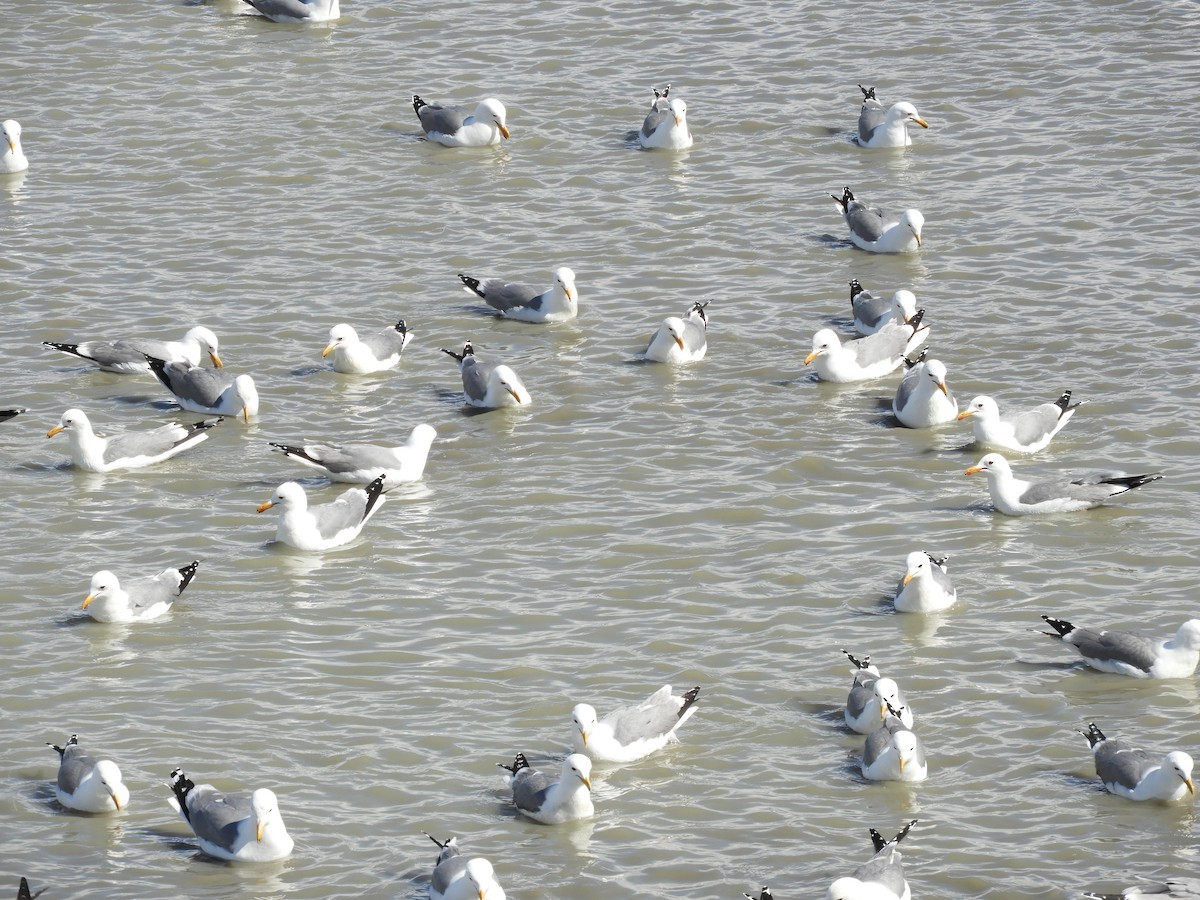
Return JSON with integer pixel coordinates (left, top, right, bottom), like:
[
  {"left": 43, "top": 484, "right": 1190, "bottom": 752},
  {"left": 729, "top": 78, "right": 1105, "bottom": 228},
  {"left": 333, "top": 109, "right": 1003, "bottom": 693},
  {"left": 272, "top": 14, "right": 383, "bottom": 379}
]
[
  {"left": 1084, "top": 878, "right": 1200, "bottom": 899},
  {"left": 82, "top": 561, "right": 200, "bottom": 624},
  {"left": 893, "top": 552, "right": 956, "bottom": 614},
  {"left": 1040, "top": 615, "right": 1200, "bottom": 679},
  {"left": 46, "top": 734, "right": 129, "bottom": 813},
  {"left": 47, "top": 407, "right": 220, "bottom": 472},
  {"left": 638, "top": 89, "right": 693, "bottom": 150},
  {"left": 827, "top": 819, "right": 917, "bottom": 900},
  {"left": 2, "top": 119, "right": 28, "bottom": 173},
  {"left": 1, "top": 408, "right": 26, "bottom": 423},
  {"left": 855, "top": 86, "right": 929, "bottom": 149},
  {"left": 744, "top": 889, "right": 773, "bottom": 900},
  {"left": 441, "top": 341, "right": 531, "bottom": 409},
  {"left": 322, "top": 320, "right": 413, "bottom": 374},
  {"left": 424, "top": 833, "right": 506, "bottom": 900},
  {"left": 458, "top": 268, "right": 578, "bottom": 323},
  {"left": 862, "top": 704, "right": 927, "bottom": 782},
  {"left": 643, "top": 300, "right": 709, "bottom": 364},
  {"left": 43, "top": 325, "right": 222, "bottom": 375},
  {"left": 893, "top": 357, "right": 957, "bottom": 428},
  {"left": 269, "top": 423, "right": 436, "bottom": 484},
  {"left": 849, "top": 281, "right": 918, "bottom": 336},
  {"left": 498, "top": 752, "right": 594, "bottom": 824},
  {"left": 167, "top": 768, "right": 294, "bottom": 861},
  {"left": 570, "top": 684, "right": 700, "bottom": 762},
  {"left": 805, "top": 310, "right": 928, "bottom": 382},
  {"left": 241, "top": 0, "right": 339, "bottom": 22},
  {"left": 146, "top": 356, "right": 260, "bottom": 421},
  {"left": 1077, "top": 723, "right": 1194, "bottom": 802},
  {"left": 842, "top": 650, "right": 913, "bottom": 734},
  {"left": 257, "top": 475, "right": 387, "bottom": 551},
  {"left": 830, "top": 187, "right": 924, "bottom": 253},
  {"left": 412, "top": 95, "right": 510, "bottom": 147},
  {"left": 957, "top": 391, "right": 1083, "bottom": 454},
  {"left": 18, "top": 877, "right": 46, "bottom": 900},
  {"left": 964, "top": 453, "right": 1162, "bottom": 515}
]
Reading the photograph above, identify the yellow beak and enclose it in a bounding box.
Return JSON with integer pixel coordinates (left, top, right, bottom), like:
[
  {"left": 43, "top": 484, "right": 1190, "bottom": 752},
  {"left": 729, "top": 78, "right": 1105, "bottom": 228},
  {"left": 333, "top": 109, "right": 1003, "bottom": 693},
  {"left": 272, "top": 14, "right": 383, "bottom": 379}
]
[
  {"left": 257, "top": 821, "right": 265, "bottom": 841},
  {"left": 902, "top": 572, "right": 915, "bottom": 587},
  {"left": 937, "top": 381, "right": 949, "bottom": 396},
  {"left": 964, "top": 465, "right": 984, "bottom": 475},
  {"left": 803, "top": 350, "right": 820, "bottom": 366},
  {"left": 47, "top": 424, "right": 65, "bottom": 437},
  {"left": 914, "top": 117, "right": 929, "bottom": 128},
  {"left": 321, "top": 343, "right": 337, "bottom": 358},
  {"left": 957, "top": 410, "right": 975, "bottom": 421},
  {"left": 256, "top": 500, "right": 275, "bottom": 513},
  {"left": 499, "top": 124, "right": 511, "bottom": 139},
  {"left": 674, "top": 335, "right": 684, "bottom": 350},
  {"left": 580, "top": 731, "right": 589, "bottom": 747},
  {"left": 243, "top": 405, "right": 250, "bottom": 423},
  {"left": 507, "top": 388, "right": 521, "bottom": 402},
  {"left": 112, "top": 793, "right": 122, "bottom": 811},
  {"left": 581, "top": 776, "right": 592, "bottom": 791},
  {"left": 899, "top": 757, "right": 906, "bottom": 773},
  {"left": 82, "top": 593, "right": 97, "bottom": 610},
  {"left": 1187, "top": 776, "right": 1195, "bottom": 795},
  {"left": 209, "top": 351, "right": 224, "bottom": 368},
  {"left": 913, "top": 232, "right": 922, "bottom": 247}
]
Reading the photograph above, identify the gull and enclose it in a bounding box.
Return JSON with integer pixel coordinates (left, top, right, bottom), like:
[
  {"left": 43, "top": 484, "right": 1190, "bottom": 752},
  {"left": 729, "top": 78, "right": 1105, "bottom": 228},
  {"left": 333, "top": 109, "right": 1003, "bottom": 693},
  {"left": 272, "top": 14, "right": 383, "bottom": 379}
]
[
  {"left": 43, "top": 325, "right": 222, "bottom": 375},
  {"left": 744, "top": 890, "right": 774, "bottom": 900},
  {"left": 957, "top": 391, "right": 1083, "bottom": 453},
  {"left": 458, "top": 268, "right": 578, "bottom": 323},
  {"left": 146, "top": 356, "right": 259, "bottom": 421},
  {"left": 855, "top": 85, "right": 929, "bottom": 149},
  {"left": 412, "top": 95, "right": 509, "bottom": 147},
  {"left": 2, "top": 119, "right": 29, "bottom": 173},
  {"left": 424, "top": 833, "right": 506, "bottom": 900},
  {"left": 241, "top": 0, "right": 339, "bottom": 22},
  {"left": 842, "top": 650, "right": 913, "bottom": 734},
  {"left": 893, "top": 357, "right": 957, "bottom": 427},
  {"left": 570, "top": 685, "right": 701, "bottom": 762},
  {"left": 269, "top": 423, "right": 436, "bottom": 484},
  {"left": 1084, "top": 878, "right": 1200, "bottom": 899},
  {"left": 47, "top": 408, "right": 220, "bottom": 472},
  {"left": 643, "top": 300, "right": 709, "bottom": 364},
  {"left": 441, "top": 341, "right": 531, "bottom": 409},
  {"left": 1077, "top": 723, "right": 1195, "bottom": 802},
  {"left": 964, "top": 453, "right": 1162, "bottom": 515},
  {"left": 828, "top": 819, "right": 918, "bottom": 900},
  {"left": 322, "top": 320, "right": 413, "bottom": 374},
  {"left": 805, "top": 311, "right": 928, "bottom": 383},
  {"left": 167, "top": 768, "right": 293, "bottom": 861},
  {"left": 830, "top": 186, "right": 923, "bottom": 253},
  {"left": 257, "top": 475, "right": 387, "bottom": 551},
  {"left": 638, "top": 90, "right": 693, "bottom": 150},
  {"left": 1040, "top": 615, "right": 1200, "bottom": 679},
  {"left": 82, "top": 561, "right": 200, "bottom": 624},
  {"left": 498, "top": 752, "right": 594, "bottom": 824},
  {"left": 863, "top": 705, "right": 927, "bottom": 782},
  {"left": 46, "top": 734, "right": 129, "bottom": 813},
  {"left": 893, "top": 551, "right": 956, "bottom": 614},
  {"left": 849, "top": 280, "right": 918, "bottom": 335}
]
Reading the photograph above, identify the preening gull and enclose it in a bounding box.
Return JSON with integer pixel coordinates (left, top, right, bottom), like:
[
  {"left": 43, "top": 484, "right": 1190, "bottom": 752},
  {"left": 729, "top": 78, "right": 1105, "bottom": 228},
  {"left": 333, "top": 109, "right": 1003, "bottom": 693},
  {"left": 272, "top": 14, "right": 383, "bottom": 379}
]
[
  {"left": 893, "top": 552, "right": 957, "bottom": 614},
  {"left": 167, "top": 768, "right": 293, "bottom": 861},
  {"left": 805, "top": 311, "right": 928, "bottom": 382},
  {"left": 863, "top": 705, "right": 927, "bottom": 782},
  {"left": 1040, "top": 615, "right": 1200, "bottom": 679},
  {"left": 643, "top": 300, "right": 709, "bottom": 363},
  {"left": 638, "top": 87, "right": 693, "bottom": 150},
  {"left": 2, "top": 119, "right": 29, "bottom": 173},
  {"left": 441, "top": 341, "right": 531, "bottom": 409},
  {"left": 321, "top": 320, "right": 412, "bottom": 374},
  {"left": 570, "top": 685, "right": 701, "bottom": 762},
  {"left": 1084, "top": 878, "right": 1200, "bottom": 899},
  {"left": 855, "top": 85, "right": 929, "bottom": 149},
  {"left": 893, "top": 357, "right": 957, "bottom": 427},
  {"left": 831, "top": 187, "right": 924, "bottom": 253},
  {"left": 1077, "top": 723, "right": 1194, "bottom": 802},
  {"left": 964, "top": 453, "right": 1162, "bottom": 515},
  {"left": 842, "top": 650, "right": 913, "bottom": 734},
  {"left": 46, "top": 734, "right": 129, "bottom": 813},
  {"left": 257, "top": 475, "right": 387, "bottom": 551},
  {"left": 957, "top": 391, "right": 1083, "bottom": 453},
  {"left": 424, "top": 833, "right": 506, "bottom": 900},
  {"left": 43, "top": 325, "right": 222, "bottom": 375},
  {"left": 269, "top": 423, "right": 436, "bottom": 484},
  {"left": 499, "top": 752, "right": 594, "bottom": 824},
  {"left": 827, "top": 819, "right": 918, "bottom": 900},
  {"left": 241, "top": 0, "right": 339, "bottom": 22},
  {"left": 849, "top": 281, "right": 918, "bottom": 335},
  {"left": 458, "top": 268, "right": 578, "bottom": 323},
  {"left": 413, "top": 95, "right": 510, "bottom": 147},
  {"left": 147, "top": 356, "right": 259, "bottom": 421},
  {"left": 82, "top": 561, "right": 200, "bottom": 624},
  {"left": 47, "top": 408, "right": 219, "bottom": 472}
]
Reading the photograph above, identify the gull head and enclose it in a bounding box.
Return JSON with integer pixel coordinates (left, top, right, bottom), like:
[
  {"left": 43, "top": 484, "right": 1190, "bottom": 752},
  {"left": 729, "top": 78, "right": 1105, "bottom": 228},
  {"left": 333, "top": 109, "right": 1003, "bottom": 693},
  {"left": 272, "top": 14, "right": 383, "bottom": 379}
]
[
  {"left": 571, "top": 703, "right": 599, "bottom": 746},
  {"left": 805, "top": 329, "right": 842, "bottom": 366},
  {"left": 234, "top": 374, "right": 260, "bottom": 421},
  {"left": 958, "top": 395, "right": 999, "bottom": 422},
  {"left": 258, "top": 481, "right": 307, "bottom": 514},
  {"left": 2, "top": 119, "right": 21, "bottom": 153},
  {"left": 466, "top": 858, "right": 501, "bottom": 900},
  {"left": 186, "top": 326, "right": 223, "bottom": 367},
  {"left": 893, "top": 101, "right": 929, "bottom": 129},
  {"left": 251, "top": 788, "right": 281, "bottom": 841},
  {"left": 924, "top": 359, "right": 950, "bottom": 395},
  {"left": 564, "top": 753, "right": 593, "bottom": 791},
  {"left": 554, "top": 266, "right": 577, "bottom": 303},
  {"left": 1168, "top": 751, "right": 1195, "bottom": 795},
  {"left": 477, "top": 98, "right": 509, "bottom": 139},
  {"left": 323, "top": 323, "right": 358, "bottom": 358},
  {"left": 900, "top": 210, "right": 924, "bottom": 247},
  {"left": 894, "top": 730, "right": 919, "bottom": 772},
  {"left": 83, "top": 570, "right": 120, "bottom": 609},
  {"left": 669, "top": 97, "right": 688, "bottom": 126},
  {"left": 47, "top": 408, "right": 90, "bottom": 439},
  {"left": 965, "top": 452, "right": 1009, "bottom": 478},
  {"left": 1175, "top": 619, "right": 1200, "bottom": 650},
  {"left": 94, "top": 760, "right": 125, "bottom": 810}
]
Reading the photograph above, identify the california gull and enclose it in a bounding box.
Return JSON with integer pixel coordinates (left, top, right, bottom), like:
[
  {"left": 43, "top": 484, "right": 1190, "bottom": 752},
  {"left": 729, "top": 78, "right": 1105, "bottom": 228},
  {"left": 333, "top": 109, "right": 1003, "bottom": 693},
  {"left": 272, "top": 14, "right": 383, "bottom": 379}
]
[
  {"left": 413, "top": 95, "right": 510, "bottom": 147},
  {"left": 805, "top": 311, "right": 928, "bottom": 382},
  {"left": 43, "top": 325, "right": 222, "bottom": 375},
  {"left": 842, "top": 650, "right": 913, "bottom": 734},
  {"left": 893, "top": 358, "right": 957, "bottom": 427},
  {"left": 827, "top": 819, "right": 917, "bottom": 900},
  {"left": 458, "top": 268, "right": 578, "bottom": 323},
  {"left": 241, "top": 0, "right": 339, "bottom": 22},
  {"left": 499, "top": 752, "right": 594, "bottom": 824},
  {"left": 957, "top": 391, "right": 1083, "bottom": 453},
  {"left": 863, "top": 705, "right": 927, "bottom": 782},
  {"left": 147, "top": 356, "right": 260, "bottom": 421},
  {"left": 1040, "top": 615, "right": 1200, "bottom": 679},
  {"left": 269, "top": 423, "right": 436, "bottom": 484},
  {"left": 638, "top": 88, "right": 693, "bottom": 150},
  {"left": 964, "top": 453, "right": 1162, "bottom": 515},
  {"left": 46, "top": 734, "right": 129, "bottom": 813},
  {"left": 167, "top": 768, "right": 293, "bottom": 861},
  {"left": 855, "top": 85, "right": 929, "bottom": 149},
  {"left": 257, "top": 475, "right": 387, "bottom": 551},
  {"left": 2, "top": 119, "right": 28, "bottom": 173},
  {"left": 643, "top": 300, "right": 709, "bottom": 363},
  {"left": 893, "top": 551, "right": 956, "bottom": 614},
  {"left": 47, "top": 407, "right": 219, "bottom": 472},
  {"left": 849, "top": 281, "right": 918, "bottom": 335},
  {"left": 82, "top": 561, "right": 200, "bottom": 624},
  {"left": 830, "top": 186, "right": 923, "bottom": 253},
  {"left": 441, "top": 341, "right": 531, "bottom": 409},
  {"left": 424, "top": 833, "right": 506, "bottom": 900},
  {"left": 322, "top": 320, "right": 412, "bottom": 374},
  {"left": 1077, "top": 723, "right": 1194, "bottom": 802},
  {"left": 570, "top": 684, "right": 700, "bottom": 762}
]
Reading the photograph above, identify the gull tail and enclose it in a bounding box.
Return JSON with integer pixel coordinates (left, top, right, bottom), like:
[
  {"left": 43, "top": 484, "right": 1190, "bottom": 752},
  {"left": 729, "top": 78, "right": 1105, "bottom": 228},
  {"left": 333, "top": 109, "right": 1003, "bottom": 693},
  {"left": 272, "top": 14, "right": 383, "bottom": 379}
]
[
  {"left": 168, "top": 768, "right": 196, "bottom": 822},
  {"left": 848, "top": 278, "right": 865, "bottom": 304},
  {"left": 743, "top": 890, "right": 773, "bottom": 900},
  {"left": 412, "top": 94, "right": 427, "bottom": 116},
  {"left": 841, "top": 649, "right": 872, "bottom": 671},
  {"left": 497, "top": 752, "right": 530, "bottom": 775},
  {"left": 47, "top": 733, "right": 79, "bottom": 758},
  {"left": 858, "top": 84, "right": 876, "bottom": 101},
  {"left": 440, "top": 340, "right": 474, "bottom": 365},
  {"left": 1040, "top": 614, "right": 1075, "bottom": 639},
  {"left": 1099, "top": 473, "right": 1163, "bottom": 493},
  {"left": 1076, "top": 722, "right": 1106, "bottom": 748},
  {"left": 43, "top": 341, "right": 91, "bottom": 361},
  {"left": 177, "top": 561, "right": 201, "bottom": 594},
  {"left": 458, "top": 274, "right": 486, "bottom": 299}
]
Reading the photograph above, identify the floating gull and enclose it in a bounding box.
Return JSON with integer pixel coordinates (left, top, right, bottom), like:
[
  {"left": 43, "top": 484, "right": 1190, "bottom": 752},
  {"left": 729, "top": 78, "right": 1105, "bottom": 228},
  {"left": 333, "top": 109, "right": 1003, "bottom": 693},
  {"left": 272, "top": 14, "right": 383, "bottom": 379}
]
[
  {"left": 1077, "top": 723, "right": 1195, "bottom": 802},
  {"left": 413, "top": 95, "right": 509, "bottom": 147},
  {"left": 241, "top": 0, "right": 339, "bottom": 22},
  {"left": 1084, "top": 878, "right": 1200, "bottom": 899},
  {"left": 1040, "top": 615, "right": 1200, "bottom": 679},
  {"left": 957, "top": 391, "right": 1083, "bottom": 454},
  {"left": 424, "top": 833, "right": 507, "bottom": 900},
  {"left": 571, "top": 685, "right": 700, "bottom": 762},
  {"left": 82, "top": 561, "right": 200, "bottom": 624},
  {"left": 269, "top": 423, "right": 436, "bottom": 484},
  {"left": 322, "top": 320, "right": 412, "bottom": 374},
  {"left": 638, "top": 87, "right": 692, "bottom": 150},
  {"left": 499, "top": 752, "right": 594, "bottom": 824},
  {"left": 441, "top": 341, "right": 531, "bottom": 409},
  {"left": 744, "top": 889, "right": 774, "bottom": 900},
  {"left": 863, "top": 705, "right": 927, "bottom": 782},
  {"left": 830, "top": 187, "right": 923, "bottom": 254},
  {"left": 855, "top": 85, "right": 929, "bottom": 149},
  {"left": 893, "top": 551, "right": 956, "bottom": 614},
  {"left": 47, "top": 408, "right": 220, "bottom": 472},
  {"left": 18, "top": 877, "right": 46, "bottom": 900},
  {"left": 849, "top": 281, "right": 918, "bottom": 336},
  {"left": 167, "top": 768, "right": 294, "bottom": 861},
  {"left": 1, "top": 408, "right": 27, "bottom": 423},
  {"left": 893, "top": 357, "right": 957, "bottom": 428},
  {"left": 257, "top": 475, "right": 387, "bottom": 551},
  {"left": 2, "top": 119, "right": 28, "bottom": 173},
  {"left": 147, "top": 356, "right": 259, "bottom": 421},
  {"left": 643, "top": 300, "right": 709, "bottom": 364},
  {"left": 458, "top": 268, "right": 578, "bottom": 323},
  {"left": 43, "top": 325, "right": 222, "bottom": 375},
  {"left": 828, "top": 819, "right": 917, "bottom": 900},
  {"left": 805, "top": 311, "right": 928, "bottom": 383},
  {"left": 964, "top": 453, "right": 1162, "bottom": 515},
  {"left": 842, "top": 651, "right": 913, "bottom": 734},
  {"left": 46, "top": 734, "right": 129, "bottom": 813}
]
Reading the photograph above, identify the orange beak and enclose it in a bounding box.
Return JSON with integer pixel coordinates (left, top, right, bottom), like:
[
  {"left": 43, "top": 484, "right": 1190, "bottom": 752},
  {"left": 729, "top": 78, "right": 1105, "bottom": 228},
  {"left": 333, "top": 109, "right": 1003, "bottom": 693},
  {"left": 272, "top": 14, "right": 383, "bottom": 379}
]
[
  {"left": 47, "top": 424, "right": 65, "bottom": 437},
  {"left": 964, "top": 465, "right": 984, "bottom": 476},
  {"left": 499, "top": 124, "right": 511, "bottom": 139},
  {"left": 256, "top": 500, "right": 275, "bottom": 513}
]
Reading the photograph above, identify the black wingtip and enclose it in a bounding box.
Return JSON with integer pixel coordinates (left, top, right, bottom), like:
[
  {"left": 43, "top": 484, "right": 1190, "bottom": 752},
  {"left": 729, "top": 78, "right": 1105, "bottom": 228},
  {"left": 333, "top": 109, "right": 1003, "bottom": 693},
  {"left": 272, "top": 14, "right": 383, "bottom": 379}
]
[
  {"left": 869, "top": 827, "right": 887, "bottom": 853},
  {"left": 363, "top": 474, "right": 387, "bottom": 518},
  {"left": 422, "top": 830, "right": 448, "bottom": 849},
  {"left": 177, "top": 561, "right": 200, "bottom": 594},
  {"left": 842, "top": 648, "right": 872, "bottom": 670},
  {"left": 678, "top": 686, "right": 701, "bottom": 717},
  {"left": 169, "top": 767, "right": 196, "bottom": 821},
  {"left": 412, "top": 94, "right": 426, "bottom": 115},
  {"left": 440, "top": 347, "right": 465, "bottom": 364},
  {"left": 498, "top": 751, "right": 530, "bottom": 775},
  {"left": 393, "top": 319, "right": 408, "bottom": 335},
  {"left": 1077, "top": 722, "right": 1106, "bottom": 747},
  {"left": 458, "top": 273, "right": 485, "bottom": 298},
  {"left": 858, "top": 84, "right": 876, "bottom": 101},
  {"left": 848, "top": 278, "right": 864, "bottom": 301},
  {"left": 893, "top": 818, "right": 918, "bottom": 844},
  {"left": 924, "top": 551, "right": 948, "bottom": 567}
]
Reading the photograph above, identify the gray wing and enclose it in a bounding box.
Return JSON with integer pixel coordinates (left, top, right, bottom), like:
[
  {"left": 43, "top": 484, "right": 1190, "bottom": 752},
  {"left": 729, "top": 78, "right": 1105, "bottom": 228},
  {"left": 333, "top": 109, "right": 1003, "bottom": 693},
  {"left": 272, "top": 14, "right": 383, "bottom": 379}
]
[
  {"left": 845, "top": 201, "right": 886, "bottom": 243},
  {"left": 893, "top": 366, "right": 921, "bottom": 413},
  {"left": 641, "top": 108, "right": 670, "bottom": 140},
  {"left": 1019, "top": 476, "right": 1123, "bottom": 506},
  {"left": 1069, "top": 627, "right": 1159, "bottom": 672},
  {"left": 294, "top": 443, "right": 401, "bottom": 475},
  {"left": 848, "top": 326, "right": 909, "bottom": 368},
  {"left": 680, "top": 318, "right": 707, "bottom": 354},
  {"left": 852, "top": 291, "right": 891, "bottom": 329},
  {"left": 604, "top": 692, "right": 684, "bottom": 744},
  {"left": 124, "top": 571, "right": 183, "bottom": 614},
  {"left": 185, "top": 787, "right": 252, "bottom": 852},
  {"left": 854, "top": 847, "right": 906, "bottom": 896},
  {"left": 309, "top": 488, "right": 370, "bottom": 540},
  {"left": 73, "top": 338, "right": 175, "bottom": 368},
  {"left": 460, "top": 357, "right": 497, "bottom": 404},
  {"left": 431, "top": 855, "right": 467, "bottom": 896},
  {"left": 57, "top": 746, "right": 98, "bottom": 793},
  {"left": 857, "top": 103, "right": 887, "bottom": 144},
  {"left": 511, "top": 769, "right": 555, "bottom": 814},
  {"left": 244, "top": 0, "right": 324, "bottom": 19},
  {"left": 929, "top": 562, "right": 955, "bottom": 595},
  {"left": 1006, "top": 403, "right": 1064, "bottom": 446},
  {"left": 158, "top": 364, "right": 234, "bottom": 407},
  {"left": 100, "top": 423, "right": 192, "bottom": 465},
  {"left": 418, "top": 103, "right": 469, "bottom": 136},
  {"left": 846, "top": 681, "right": 876, "bottom": 721},
  {"left": 481, "top": 280, "right": 544, "bottom": 313},
  {"left": 360, "top": 325, "right": 410, "bottom": 359},
  {"left": 1095, "top": 740, "right": 1157, "bottom": 791},
  {"left": 863, "top": 719, "right": 906, "bottom": 768}
]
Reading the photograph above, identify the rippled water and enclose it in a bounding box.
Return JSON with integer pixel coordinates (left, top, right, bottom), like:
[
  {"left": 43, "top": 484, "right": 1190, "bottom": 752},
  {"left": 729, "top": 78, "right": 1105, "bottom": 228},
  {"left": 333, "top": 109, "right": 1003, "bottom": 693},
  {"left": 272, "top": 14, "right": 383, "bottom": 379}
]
[{"left": 4, "top": 0, "right": 1200, "bottom": 897}]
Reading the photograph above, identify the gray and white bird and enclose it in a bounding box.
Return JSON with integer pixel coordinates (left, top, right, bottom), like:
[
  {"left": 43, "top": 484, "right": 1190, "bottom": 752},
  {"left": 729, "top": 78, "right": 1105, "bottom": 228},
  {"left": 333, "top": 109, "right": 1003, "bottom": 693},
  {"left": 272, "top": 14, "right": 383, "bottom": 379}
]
[
  {"left": 46, "top": 734, "right": 130, "bottom": 813},
  {"left": 893, "top": 551, "right": 957, "bottom": 614},
  {"left": 827, "top": 819, "right": 918, "bottom": 900},
  {"left": 849, "top": 280, "right": 918, "bottom": 335},
  {"left": 1040, "top": 616, "right": 1200, "bottom": 679},
  {"left": 441, "top": 341, "right": 531, "bottom": 409},
  {"left": 893, "top": 358, "right": 957, "bottom": 428},
  {"left": 167, "top": 768, "right": 293, "bottom": 861},
  {"left": 269, "top": 423, "right": 436, "bottom": 484},
  {"left": 146, "top": 356, "right": 259, "bottom": 422},
  {"left": 570, "top": 685, "right": 701, "bottom": 762},
  {"left": 643, "top": 301, "right": 709, "bottom": 364},
  {"left": 1083, "top": 878, "right": 1200, "bottom": 899},
  {"left": 863, "top": 706, "right": 927, "bottom": 782},
  {"left": 830, "top": 186, "right": 923, "bottom": 253},
  {"left": 855, "top": 86, "right": 929, "bottom": 149},
  {"left": 458, "top": 268, "right": 578, "bottom": 323},
  {"left": 964, "top": 453, "right": 1162, "bottom": 515},
  {"left": 957, "top": 391, "right": 1083, "bottom": 453},
  {"left": 842, "top": 651, "right": 913, "bottom": 734},
  {"left": 43, "top": 325, "right": 222, "bottom": 375},
  {"left": 46, "top": 408, "right": 219, "bottom": 472},
  {"left": 424, "top": 833, "right": 506, "bottom": 900},
  {"left": 1077, "top": 723, "right": 1195, "bottom": 802},
  {"left": 805, "top": 311, "right": 928, "bottom": 382},
  {"left": 241, "top": 0, "right": 339, "bottom": 23},
  {"left": 412, "top": 95, "right": 510, "bottom": 147},
  {"left": 499, "top": 752, "right": 594, "bottom": 824},
  {"left": 321, "top": 320, "right": 413, "bottom": 374},
  {"left": 638, "top": 90, "right": 692, "bottom": 150},
  {"left": 257, "top": 475, "right": 387, "bottom": 551},
  {"left": 81, "top": 561, "right": 200, "bottom": 624},
  {"left": 2, "top": 119, "right": 28, "bottom": 173}
]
